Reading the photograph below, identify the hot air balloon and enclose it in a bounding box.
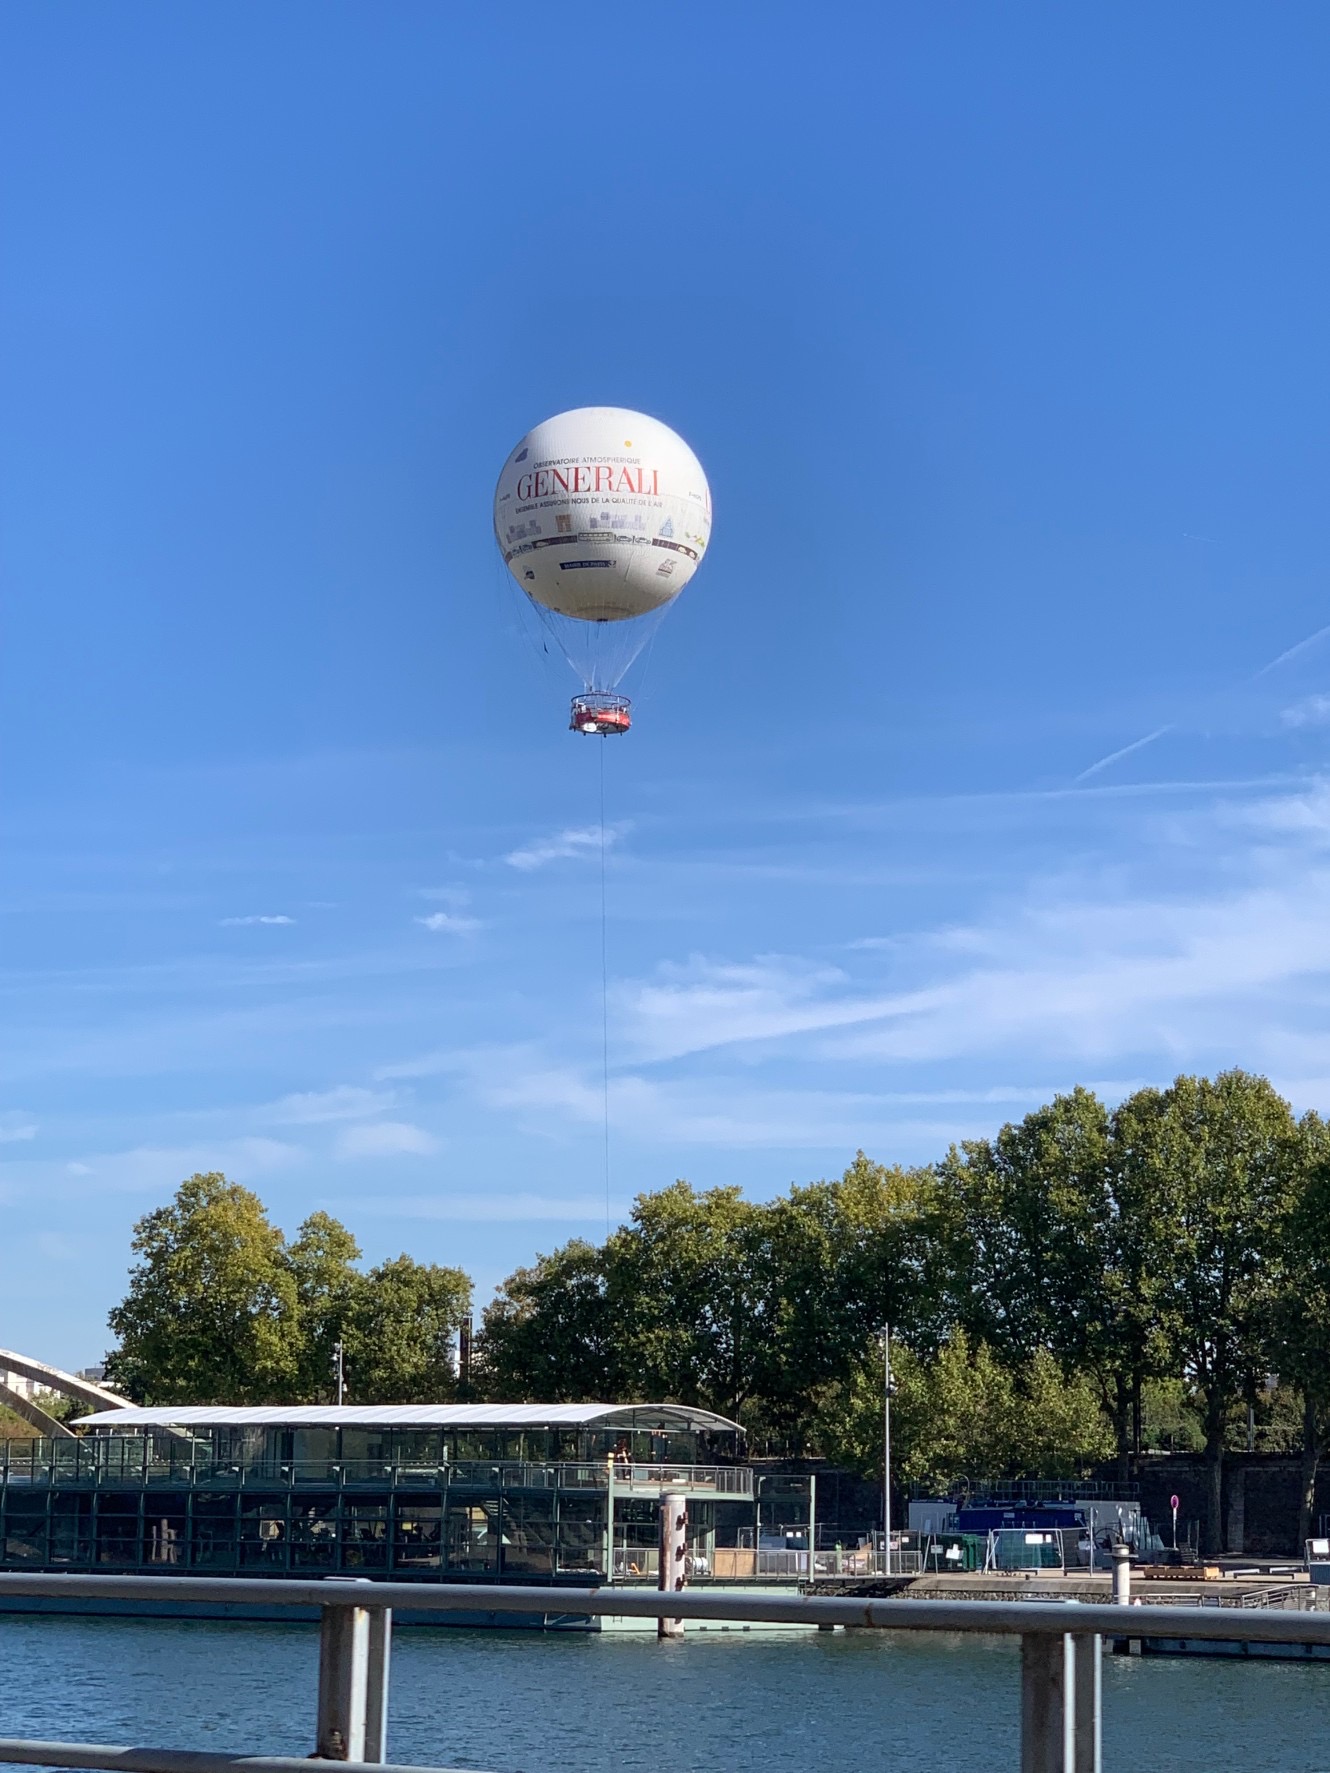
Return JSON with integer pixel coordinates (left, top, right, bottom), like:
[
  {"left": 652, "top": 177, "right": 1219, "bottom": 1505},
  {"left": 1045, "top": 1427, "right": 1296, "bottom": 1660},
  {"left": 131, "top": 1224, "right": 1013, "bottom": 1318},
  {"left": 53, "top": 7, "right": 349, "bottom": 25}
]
[{"left": 493, "top": 406, "right": 711, "bottom": 733}]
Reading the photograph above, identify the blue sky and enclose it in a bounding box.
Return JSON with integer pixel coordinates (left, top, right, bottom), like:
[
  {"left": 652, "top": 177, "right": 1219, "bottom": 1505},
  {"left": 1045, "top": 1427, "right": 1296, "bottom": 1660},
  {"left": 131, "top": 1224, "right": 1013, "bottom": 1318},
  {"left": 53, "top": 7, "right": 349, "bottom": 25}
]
[{"left": 5, "top": 3, "right": 1330, "bottom": 1367}]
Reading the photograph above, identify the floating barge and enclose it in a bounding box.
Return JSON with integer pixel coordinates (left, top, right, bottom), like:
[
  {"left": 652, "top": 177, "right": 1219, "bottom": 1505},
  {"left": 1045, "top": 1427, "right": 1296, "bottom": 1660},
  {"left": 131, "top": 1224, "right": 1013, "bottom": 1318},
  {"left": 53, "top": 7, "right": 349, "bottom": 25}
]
[{"left": 0, "top": 1403, "right": 811, "bottom": 1629}]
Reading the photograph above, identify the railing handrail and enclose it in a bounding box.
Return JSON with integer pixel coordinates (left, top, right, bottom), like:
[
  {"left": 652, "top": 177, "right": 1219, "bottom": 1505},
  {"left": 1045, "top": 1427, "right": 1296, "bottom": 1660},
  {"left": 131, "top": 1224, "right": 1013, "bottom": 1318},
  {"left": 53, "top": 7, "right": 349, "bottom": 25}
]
[
  {"left": 0, "top": 1455, "right": 753, "bottom": 1493},
  {"left": 0, "top": 1745, "right": 479, "bottom": 1773},
  {"left": 0, "top": 1569, "right": 1321, "bottom": 1643}
]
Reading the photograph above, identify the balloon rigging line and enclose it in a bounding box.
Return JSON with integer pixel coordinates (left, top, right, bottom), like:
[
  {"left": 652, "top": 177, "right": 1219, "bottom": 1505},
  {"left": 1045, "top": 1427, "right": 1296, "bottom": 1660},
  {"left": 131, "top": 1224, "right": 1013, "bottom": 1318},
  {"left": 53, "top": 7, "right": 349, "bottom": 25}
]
[{"left": 599, "top": 737, "right": 612, "bottom": 1241}]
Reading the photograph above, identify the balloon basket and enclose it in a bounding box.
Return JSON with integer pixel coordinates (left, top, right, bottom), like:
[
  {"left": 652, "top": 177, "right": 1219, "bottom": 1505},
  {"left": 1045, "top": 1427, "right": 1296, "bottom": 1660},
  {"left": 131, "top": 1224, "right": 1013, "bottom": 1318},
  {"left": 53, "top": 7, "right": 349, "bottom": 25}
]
[{"left": 570, "top": 693, "right": 632, "bottom": 736}]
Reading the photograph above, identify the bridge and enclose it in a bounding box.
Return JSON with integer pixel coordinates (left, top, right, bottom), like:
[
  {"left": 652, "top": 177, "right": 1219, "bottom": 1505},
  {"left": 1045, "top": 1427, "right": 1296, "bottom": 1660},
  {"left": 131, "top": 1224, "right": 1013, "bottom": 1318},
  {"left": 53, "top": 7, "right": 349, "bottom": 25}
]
[{"left": 0, "top": 1348, "right": 129, "bottom": 1439}]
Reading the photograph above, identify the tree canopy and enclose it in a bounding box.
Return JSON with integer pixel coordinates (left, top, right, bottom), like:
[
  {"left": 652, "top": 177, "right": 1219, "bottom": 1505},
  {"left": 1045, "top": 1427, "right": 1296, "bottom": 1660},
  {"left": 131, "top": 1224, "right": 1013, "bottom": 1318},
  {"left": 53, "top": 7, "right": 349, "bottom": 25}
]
[
  {"left": 106, "top": 1174, "right": 471, "bottom": 1405},
  {"left": 475, "top": 1070, "right": 1326, "bottom": 1552},
  {"left": 101, "top": 1069, "right": 1330, "bottom": 1557}
]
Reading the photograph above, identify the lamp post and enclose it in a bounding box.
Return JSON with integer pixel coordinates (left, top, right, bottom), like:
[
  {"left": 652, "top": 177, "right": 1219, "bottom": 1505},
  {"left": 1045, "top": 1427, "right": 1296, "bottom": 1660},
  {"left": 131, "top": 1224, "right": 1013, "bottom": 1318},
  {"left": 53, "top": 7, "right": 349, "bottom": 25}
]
[
  {"left": 333, "top": 1341, "right": 346, "bottom": 1408},
  {"left": 883, "top": 1324, "right": 894, "bottom": 1576}
]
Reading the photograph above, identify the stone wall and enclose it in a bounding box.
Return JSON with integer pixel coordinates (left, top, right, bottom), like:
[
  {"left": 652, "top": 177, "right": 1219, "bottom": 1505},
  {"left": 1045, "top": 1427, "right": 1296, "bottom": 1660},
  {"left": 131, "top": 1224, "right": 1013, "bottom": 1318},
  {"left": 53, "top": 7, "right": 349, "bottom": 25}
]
[{"left": 1120, "top": 1454, "right": 1325, "bottom": 1557}]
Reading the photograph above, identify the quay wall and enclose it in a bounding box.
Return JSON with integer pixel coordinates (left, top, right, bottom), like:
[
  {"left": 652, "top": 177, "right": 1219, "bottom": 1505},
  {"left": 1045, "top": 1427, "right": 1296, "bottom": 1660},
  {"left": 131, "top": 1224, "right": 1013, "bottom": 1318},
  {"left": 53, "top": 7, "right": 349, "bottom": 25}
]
[
  {"left": 763, "top": 1455, "right": 1328, "bottom": 1559},
  {"left": 1119, "top": 1455, "right": 1326, "bottom": 1559}
]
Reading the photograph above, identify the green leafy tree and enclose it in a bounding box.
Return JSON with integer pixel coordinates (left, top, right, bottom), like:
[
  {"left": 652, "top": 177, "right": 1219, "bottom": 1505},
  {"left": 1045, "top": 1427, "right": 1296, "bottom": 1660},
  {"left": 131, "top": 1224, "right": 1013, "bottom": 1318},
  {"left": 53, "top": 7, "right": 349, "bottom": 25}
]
[
  {"left": 762, "top": 1155, "right": 936, "bottom": 1441},
  {"left": 1268, "top": 1110, "right": 1330, "bottom": 1546},
  {"left": 107, "top": 1176, "right": 473, "bottom": 1406},
  {"left": 932, "top": 1088, "right": 1163, "bottom": 1476},
  {"left": 105, "top": 1173, "right": 299, "bottom": 1403},
  {"left": 478, "top": 1239, "right": 618, "bottom": 1401},
  {"left": 1114, "top": 1072, "right": 1298, "bottom": 1552},
  {"left": 343, "top": 1255, "right": 471, "bottom": 1403},
  {"left": 607, "top": 1182, "right": 776, "bottom": 1420},
  {"left": 818, "top": 1329, "right": 1112, "bottom": 1492},
  {"left": 287, "top": 1211, "right": 362, "bottom": 1400}
]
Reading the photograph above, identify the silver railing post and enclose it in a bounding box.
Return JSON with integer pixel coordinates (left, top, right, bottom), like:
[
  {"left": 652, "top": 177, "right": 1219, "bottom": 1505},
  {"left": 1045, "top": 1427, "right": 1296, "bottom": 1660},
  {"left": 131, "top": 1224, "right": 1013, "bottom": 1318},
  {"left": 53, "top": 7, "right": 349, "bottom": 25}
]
[
  {"left": 1070, "top": 1633, "right": 1101, "bottom": 1773},
  {"left": 316, "top": 1601, "right": 370, "bottom": 1760},
  {"left": 1020, "top": 1633, "right": 1071, "bottom": 1773},
  {"left": 366, "top": 1607, "right": 393, "bottom": 1764},
  {"left": 1020, "top": 1631, "right": 1099, "bottom": 1773}
]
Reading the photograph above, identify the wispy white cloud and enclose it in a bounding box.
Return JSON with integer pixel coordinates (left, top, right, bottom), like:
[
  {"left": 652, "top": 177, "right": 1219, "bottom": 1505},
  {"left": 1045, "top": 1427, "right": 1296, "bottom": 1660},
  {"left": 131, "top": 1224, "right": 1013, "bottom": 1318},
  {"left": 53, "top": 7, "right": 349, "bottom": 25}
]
[
  {"left": 2, "top": 1137, "right": 305, "bottom": 1198},
  {"left": 263, "top": 1085, "right": 397, "bottom": 1125},
  {"left": 422, "top": 1044, "right": 1059, "bottom": 1152},
  {"left": 504, "top": 823, "right": 628, "bottom": 871},
  {"left": 0, "top": 1112, "right": 37, "bottom": 1144},
  {"left": 334, "top": 1120, "right": 439, "bottom": 1159},
  {"left": 415, "top": 911, "right": 482, "bottom": 934},
  {"left": 1281, "top": 695, "right": 1330, "bottom": 729},
  {"left": 219, "top": 914, "right": 295, "bottom": 926},
  {"left": 602, "top": 786, "right": 1330, "bottom": 1079},
  {"left": 616, "top": 955, "right": 894, "bottom": 1064}
]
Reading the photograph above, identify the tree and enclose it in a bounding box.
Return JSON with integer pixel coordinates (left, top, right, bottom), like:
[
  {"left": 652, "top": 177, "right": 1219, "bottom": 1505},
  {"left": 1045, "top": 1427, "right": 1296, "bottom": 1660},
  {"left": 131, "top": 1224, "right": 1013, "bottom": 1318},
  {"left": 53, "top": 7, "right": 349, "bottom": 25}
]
[
  {"left": 931, "top": 1088, "right": 1162, "bottom": 1476},
  {"left": 477, "top": 1159, "right": 937, "bottom": 1437},
  {"left": 478, "top": 1239, "right": 618, "bottom": 1401},
  {"left": 1114, "top": 1072, "right": 1298, "bottom": 1552},
  {"left": 343, "top": 1255, "right": 471, "bottom": 1403},
  {"left": 107, "top": 1176, "right": 474, "bottom": 1406},
  {"left": 105, "top": 1173, "right": 299, "bottom": 1403},
  {"left": 1268, "top": 1111, "right": 1330, "bottom": 1547},
  {"left": 761, "top": 1155, "right": 936, "bottom": 1442},
  {"left": 817, "top": 1329, "right": 1113, "bottom": 1492},
  {"left": 287, "top": 1211, "right": 362, "bottom": 1400},
  {"left": 607, "top": 1182, "right": 775, "bottom": 1420}
]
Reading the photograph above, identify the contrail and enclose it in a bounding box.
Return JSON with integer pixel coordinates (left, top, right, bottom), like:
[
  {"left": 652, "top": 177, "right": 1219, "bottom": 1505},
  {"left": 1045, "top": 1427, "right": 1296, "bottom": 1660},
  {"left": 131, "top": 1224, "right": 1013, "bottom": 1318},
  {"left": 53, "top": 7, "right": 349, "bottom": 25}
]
[
  {"left": 1253, "top": 621, "right": 1330, "bottom": 679},
  {"left": 1075, "top": 615, "right": 1330, "bottom": 782},
  {"left": 1075, "top": 726, "right": 1174, "bottom": 783}
]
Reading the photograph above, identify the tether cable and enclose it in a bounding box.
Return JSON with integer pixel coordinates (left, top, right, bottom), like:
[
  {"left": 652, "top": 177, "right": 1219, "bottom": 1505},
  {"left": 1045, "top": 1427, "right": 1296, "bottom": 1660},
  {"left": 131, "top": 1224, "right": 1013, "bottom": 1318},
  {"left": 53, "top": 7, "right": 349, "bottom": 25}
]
[{"left": 599, "top": 735, "right": 611, "bottom": 1240}]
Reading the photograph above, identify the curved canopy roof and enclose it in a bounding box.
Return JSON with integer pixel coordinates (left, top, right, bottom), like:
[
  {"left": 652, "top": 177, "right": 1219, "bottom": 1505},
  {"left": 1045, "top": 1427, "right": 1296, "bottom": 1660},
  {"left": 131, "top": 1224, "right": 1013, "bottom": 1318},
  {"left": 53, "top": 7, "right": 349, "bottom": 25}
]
[{"left": 76, "top": 1402, "right": 742, "bottom": 1434}]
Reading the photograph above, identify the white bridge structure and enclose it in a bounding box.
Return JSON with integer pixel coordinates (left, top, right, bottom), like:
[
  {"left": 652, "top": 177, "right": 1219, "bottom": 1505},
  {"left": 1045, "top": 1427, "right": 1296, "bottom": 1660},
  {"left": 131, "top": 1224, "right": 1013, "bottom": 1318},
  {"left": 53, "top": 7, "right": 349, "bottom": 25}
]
[{"left": 0, "top": 1349, "right": 129, "bottom": 1439}]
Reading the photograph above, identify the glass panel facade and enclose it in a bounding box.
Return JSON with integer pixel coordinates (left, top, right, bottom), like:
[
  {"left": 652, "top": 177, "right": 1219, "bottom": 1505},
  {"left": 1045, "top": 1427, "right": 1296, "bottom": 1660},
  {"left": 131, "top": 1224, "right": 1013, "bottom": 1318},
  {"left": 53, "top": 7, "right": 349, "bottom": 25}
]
[
  {"left": 239, "top": 1499, "right": 288, "bottom": 1570},
  {"left": 95, "top": 1495, "right": 141, "bottom": 1566},
  {"left": 190, "top": 1493, "right": 239, "bottom": 1569},
  {"left": 444, "top": 1499, "right": 496, "bottom": 1573},
  {"left": 501, "top": 1493, "right": 556, "bottom": 1577},
  {"left": 290, "top": 1498, "right": 338, "bottom": 1568},
  {"left": 49, "top": 1493, "right": 93, "bottom": 1566},
  {"left": 0, "top": 1425, "right": 754, "bottom": 1585},
  {"left": 342, "top": 1500, "right": 389, "bottom": 1570},
  {"left": 144, "top": 1507, "right": 187, "bottom": 1566},
  {"left": 3, "top": 1494, "right": 48, "bottom": 1563},
  {"left": 393, "top": 1502, "right": 442, "bottom": 1570}
]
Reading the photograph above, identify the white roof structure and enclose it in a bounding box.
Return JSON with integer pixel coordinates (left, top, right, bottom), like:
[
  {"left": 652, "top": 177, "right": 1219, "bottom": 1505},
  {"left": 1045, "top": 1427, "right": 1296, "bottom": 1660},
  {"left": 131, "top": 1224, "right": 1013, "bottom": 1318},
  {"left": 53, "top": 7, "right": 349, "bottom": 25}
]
[{"left": 77, "top": 1402, "right": 742, "bottom": 1433}]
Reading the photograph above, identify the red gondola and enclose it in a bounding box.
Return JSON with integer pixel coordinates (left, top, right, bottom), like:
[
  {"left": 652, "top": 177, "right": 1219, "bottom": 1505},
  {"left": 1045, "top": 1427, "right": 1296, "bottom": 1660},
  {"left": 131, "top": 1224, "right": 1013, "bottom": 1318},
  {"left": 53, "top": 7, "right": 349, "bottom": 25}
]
[{"left": 570, "top": 693, "right": 632, "bottom": 735}]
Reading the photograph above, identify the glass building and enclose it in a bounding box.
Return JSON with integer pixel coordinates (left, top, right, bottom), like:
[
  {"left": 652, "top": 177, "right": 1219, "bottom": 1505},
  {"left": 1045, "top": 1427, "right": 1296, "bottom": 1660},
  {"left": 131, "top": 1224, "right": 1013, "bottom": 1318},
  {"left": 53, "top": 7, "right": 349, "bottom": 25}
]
[{"left": 0, "top": 1404, "right": 786, "bottom": 1589}]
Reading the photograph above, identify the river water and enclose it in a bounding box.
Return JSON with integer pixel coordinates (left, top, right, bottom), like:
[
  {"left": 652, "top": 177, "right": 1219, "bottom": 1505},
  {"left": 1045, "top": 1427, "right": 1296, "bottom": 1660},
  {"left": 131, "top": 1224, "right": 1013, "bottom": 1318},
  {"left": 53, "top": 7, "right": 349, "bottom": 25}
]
[{"left": 1, "top": 1617, "right": 1329, "bottom": 1772}]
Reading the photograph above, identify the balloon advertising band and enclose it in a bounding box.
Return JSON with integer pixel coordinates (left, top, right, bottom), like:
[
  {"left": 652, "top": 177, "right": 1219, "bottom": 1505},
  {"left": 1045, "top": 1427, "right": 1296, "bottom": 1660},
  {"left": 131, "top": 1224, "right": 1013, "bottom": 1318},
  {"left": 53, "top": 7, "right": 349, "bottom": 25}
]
[{"left": 493, "top": 406, "right": 712, "bottom": 734}]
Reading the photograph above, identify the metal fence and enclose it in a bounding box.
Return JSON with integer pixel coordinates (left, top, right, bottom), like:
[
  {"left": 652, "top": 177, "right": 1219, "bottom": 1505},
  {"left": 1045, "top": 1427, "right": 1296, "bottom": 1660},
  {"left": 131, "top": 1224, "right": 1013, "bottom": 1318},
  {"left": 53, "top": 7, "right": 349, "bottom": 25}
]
[{"left": 0, "top": 1571, "right": 1329, "bottom": 1773}]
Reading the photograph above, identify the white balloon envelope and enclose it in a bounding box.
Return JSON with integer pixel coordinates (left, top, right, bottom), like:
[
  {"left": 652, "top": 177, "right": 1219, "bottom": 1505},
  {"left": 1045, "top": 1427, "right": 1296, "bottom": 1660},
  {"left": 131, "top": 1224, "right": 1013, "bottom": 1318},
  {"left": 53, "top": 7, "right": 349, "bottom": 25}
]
[{"left": 493, "top": 406, "right": 711, "bottom": 729}]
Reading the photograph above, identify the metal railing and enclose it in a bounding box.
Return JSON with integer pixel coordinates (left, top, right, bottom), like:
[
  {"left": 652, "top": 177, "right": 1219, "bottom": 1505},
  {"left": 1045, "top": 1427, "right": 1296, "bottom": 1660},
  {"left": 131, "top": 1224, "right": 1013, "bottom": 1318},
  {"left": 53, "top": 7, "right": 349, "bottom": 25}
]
[
  {"left": 0, "top": 1451, "right": 753, "bottom": 1498},
  {"left": 1, "top": 1570, "right": 1329, "bottom": 1773}
]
